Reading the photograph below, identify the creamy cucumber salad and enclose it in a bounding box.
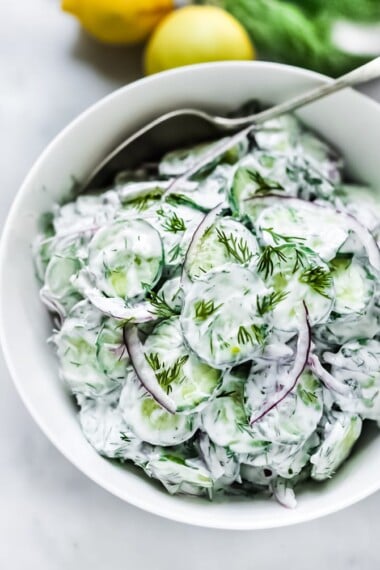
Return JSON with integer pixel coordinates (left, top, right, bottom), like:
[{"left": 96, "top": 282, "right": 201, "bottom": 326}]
[{"left": 34, "top": 114, "right": 380, "bottom": 506}]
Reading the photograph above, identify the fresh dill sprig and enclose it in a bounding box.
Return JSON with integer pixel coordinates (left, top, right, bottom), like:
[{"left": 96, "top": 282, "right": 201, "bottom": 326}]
[
  {"left": 168, "top": 243, "right": 182, "bottom": 263},
  {"left": 145, "top": 352, "right": 189, "bottom": 394},
  {"left": 237, "top": 324, "right": 266, "bottom": 345},
  {"left": 256, "top": 291, "right": 288, "bottom": 315},
  {"left": 257, "top": 245, "right": 287, "bottom": 279},
  {"left": 261, "top": 227, "right": 305, "bottom": 246},
  {"left": 216, "top": 229, "right": 254, "bottom": 265},
  {"left": 147, "top": 290, "right": 178, "bottom": 318},
  {"left": 292, "top": 247, "right": 309, "bottom": 273},
  {"left": 194, "top": 299, "right": 222, "bottom": 321},
  {"left": 120, "top": 432, "right": 131, "bottom": 443},
  {"left": 160, "top": 210, "right": 186, "bottom": 233},
  {"left": 299, "top": 266, "right": 332, "bottom": 298},
  {"left": 247, "top": 169, "right": 284, "bottom": 195}
]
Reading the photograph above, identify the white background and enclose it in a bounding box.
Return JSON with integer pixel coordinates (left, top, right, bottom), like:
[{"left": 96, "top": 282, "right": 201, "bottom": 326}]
[{"left": 1, "top": 1, "right": 380, "bottom": 568}]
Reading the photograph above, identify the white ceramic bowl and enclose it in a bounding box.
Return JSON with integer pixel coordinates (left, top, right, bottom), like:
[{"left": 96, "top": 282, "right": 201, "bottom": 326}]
[{"left": 1, "top": 62, "right": 380, "bottom": 530}]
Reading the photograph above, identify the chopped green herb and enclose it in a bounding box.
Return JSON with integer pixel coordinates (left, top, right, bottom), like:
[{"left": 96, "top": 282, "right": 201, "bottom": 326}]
[
  {"left": 145, "top": 352, "right": 189, "bottom": 394},
  {"left": 147, "top": 290, "right": 178, "bottom": 318},
  {"left": 299, "top": 266, "right": 332, "bottom": 298},
  {"left": 257, "top": 245, "right": 287, "bottom": 279},
  {"left": 246, "top": 169, "right": 284, "bottom": 195},
  {"left": 256, "top": 291, "right": 288, "bottom": 315},
  {"left": 237, "top": 324, "right": 266, "bottom": 345},
  {"left": 262, "top": 227, "right": 305, "bottom": 245},
  {"left": 161, "top": 211, "right": 186, "bottom": 233},
  {"left": 194, "top": 299, "right": 222, "bottom": 321},
  {"left": 216, "top": 228, "right": 254, "bottom": 264}
]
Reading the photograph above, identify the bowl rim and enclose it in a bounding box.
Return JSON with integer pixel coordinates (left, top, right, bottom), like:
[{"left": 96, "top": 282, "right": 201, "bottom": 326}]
[{"left": 2, "top": 60, "right": 380, "bottom": 530}]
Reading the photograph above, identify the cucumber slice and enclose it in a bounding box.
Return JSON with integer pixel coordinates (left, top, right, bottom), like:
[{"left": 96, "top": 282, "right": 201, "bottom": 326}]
[
  {"left": 256, "top": 202, "right": 348, "bottom": 261},
  {"left": 310, "top": 411, "right": 362, "bottom": 481},
  {"left": 144, "top": 449, "right": 213, "bottom": 496},
  {"left": 53, "top": 190, "right": 120, "bottom": 236},
  {"left": 334, "top": 184, "right": 380, "bottom": 233},
  {"left": 40, "top": 233, "right": 90, "bottom": 315},
  {"left": 185, "top": 217, "right": 258, "bottom": 280},
  {"left": 119, "top": 370, "right": 198, "bottom": 446},
  {"left": 246, "top": 369, "right": 323, "bottom": 447},
  {"left": 330, "top": 256, "right": 375, "bottom": 316},
  {"left": 323, "top": 339, "right": 380, "bottom": 420},
  {"left": 197, "top": 433, "right": 240, "bottom": 485},
  {"left": 202, "top": 383, "right": 269, "bottom": 455},
  {"left": 87, "top": 219, "right": 163, "bottom": 301},
  {"left": 257, "top": 244, "right": 333, "bottom": 331},
  {"left": 159, "top": 138, "right": 248, "bottom": 177},
  {"left": 143, "top": 202, "right": 204, "bottom": 267},
  {"left": 54, "top": 301, "right": 128, "bottom": 397},
  {"left": 181, "top": 267, "right": 270, "bottom": 368},
  {"left": 79, "top": 399, "right": 149, "bottom": 464},
  {"left": 229, "top": 158, "right": 288, "bottom": 214},
  {"left": 255, "top": 115, "right": 302, "bottom": 152},
  {"left": 143, "top": 317, "right": 222, "bottom": 412}
]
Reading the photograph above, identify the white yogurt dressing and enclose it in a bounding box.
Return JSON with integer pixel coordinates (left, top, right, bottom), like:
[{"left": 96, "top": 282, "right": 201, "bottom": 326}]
[{"left": 33, "top": 112, "right": 380, "bottom": 505}]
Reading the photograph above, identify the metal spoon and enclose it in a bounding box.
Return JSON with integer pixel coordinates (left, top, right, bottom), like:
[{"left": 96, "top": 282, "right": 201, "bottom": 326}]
[{"left": 82, "top": 57, "right": 380, "bottom": 192}]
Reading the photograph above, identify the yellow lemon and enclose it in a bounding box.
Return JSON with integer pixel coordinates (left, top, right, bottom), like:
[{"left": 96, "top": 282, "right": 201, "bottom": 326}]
[
  {"left": 62, "top": 0, "right": 175, "bottom": 45},
  {"left": 145, "top": 5, "right": 255, "bottom": 75}
]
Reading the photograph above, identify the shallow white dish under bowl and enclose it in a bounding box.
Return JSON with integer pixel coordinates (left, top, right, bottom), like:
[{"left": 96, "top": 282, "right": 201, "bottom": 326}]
[{"left": 1, "top": 61, "right": 380, "bottom": 530}]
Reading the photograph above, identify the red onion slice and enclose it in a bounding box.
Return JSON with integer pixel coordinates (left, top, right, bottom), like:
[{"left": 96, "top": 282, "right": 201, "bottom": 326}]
[
  {"left": 181, "top": 202, "right": 225, "bottom": 284},
  {"left": 245, "top": 194, "right": 380, "bottom": 271},
  {"left": 123, "top": 326, "right": 177, "bottom": 414},
  {"left": 250, "top": 302, "right": 311, "bottom": 425},
  {"left": 308, "top": 354, "right": 350, "bottom": 395}
]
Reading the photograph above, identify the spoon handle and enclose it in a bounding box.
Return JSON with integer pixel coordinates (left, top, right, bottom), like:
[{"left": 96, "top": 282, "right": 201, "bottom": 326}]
[{"left": 218, "top": 57, "right": 380, "bottom": 128}]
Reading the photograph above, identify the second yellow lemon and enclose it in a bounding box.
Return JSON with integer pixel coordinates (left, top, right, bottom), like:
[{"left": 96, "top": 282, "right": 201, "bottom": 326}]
[{"left": 145, "top": 5, "right": 255, "bottom": 75}]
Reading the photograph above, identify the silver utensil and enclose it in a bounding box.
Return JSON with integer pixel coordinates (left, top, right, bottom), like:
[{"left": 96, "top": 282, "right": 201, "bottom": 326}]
[{"left": 82, "top": 57, "right": 380, "bottom": 192}]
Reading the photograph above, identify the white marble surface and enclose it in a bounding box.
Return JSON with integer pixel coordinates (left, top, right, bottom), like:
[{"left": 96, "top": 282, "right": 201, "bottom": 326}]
[{"left": 1, "top": 1, "right": 380, "bottom": 568}]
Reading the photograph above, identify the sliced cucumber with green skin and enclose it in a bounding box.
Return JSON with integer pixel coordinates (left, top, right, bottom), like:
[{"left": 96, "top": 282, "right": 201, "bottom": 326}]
[
  {"left": 201, "top": 389, "right": 269, "bottom": 455},
  {"left": 144, "top": 450, "right": 213, "bottom": 495},
  {"left": 197, "top": 432, "right": 240, "bottom": 485},
  {"left": 258, "top": 244, "right": 333, "bottom": 332},
  {"left": 87, "top": 219, "right": 163, "bottom": 301},
  {"left": 40, "top": 233, "right": 90, "bottom": 315},
  {"left": 119, "top": 371, "right": 198, "bottom": 446},
  {"left": 256, "top": 202, "right": 348, "bottom": 261},
  {"left": 54, "top": 301, "right": 128, "bottom": 397},
  {"left": 159, "top": 138, "right": 248, "bottom": 177},
  {"left": 229, "top": 155, "right": 296, "bottom": 214},
  {"left": 255, "top": 115, "right": 302, "bottom": 152},
  {"left": 185, "top": 217, "right": 258, "bottom": 280},
  {"left": 330, "top": 256, "right": 375, "bottom": 316},
  {"left": 181, "top": 267, "right": 270, "bottom": 368},
  {"left": 246, "top": 369, "right": 323, "bottom": 446},
  {"left": 310, "top": 411, "right": 362, "bottom": 481},
  {"left": 334, "top": 184, "right": 380, "bottom": 233},
  {"left": 143, "top": 202, "right": 204, "bottom": 267},
  {"left": 316, "top": 308, "right": 380, "bottom": 347},
  {"left": 242, "top": 433, "right": 319, "bottom": 480},
  {"left": 79, "top": 399, "right": 149, "bottom": 464},
  {"left": 323, "top": 339, "right": 380, "bottom": 420},
  {"left": 143, "top": 318, "right": 222, "bottom": 413},
  {"left": 53, "top": 190, "right": 121, "bottom": 236}
]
